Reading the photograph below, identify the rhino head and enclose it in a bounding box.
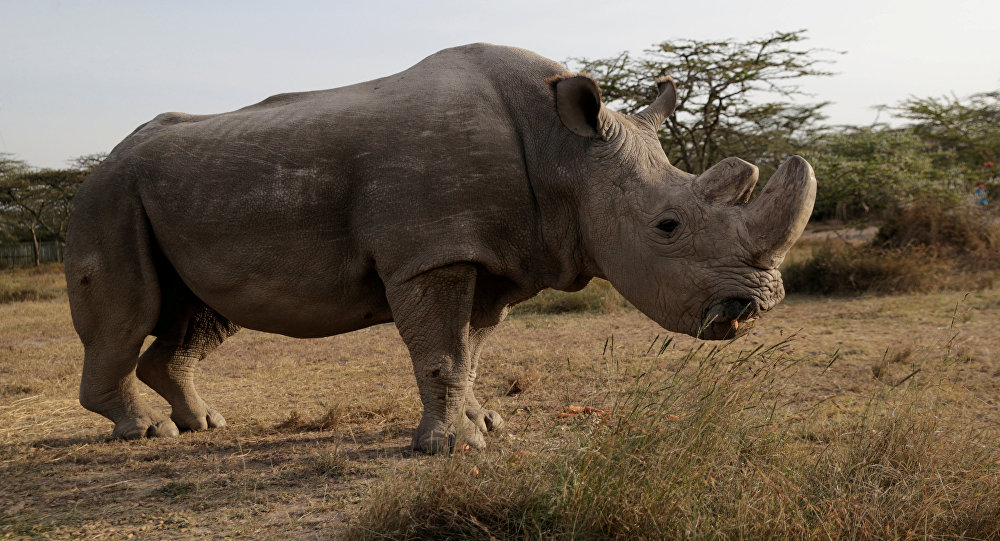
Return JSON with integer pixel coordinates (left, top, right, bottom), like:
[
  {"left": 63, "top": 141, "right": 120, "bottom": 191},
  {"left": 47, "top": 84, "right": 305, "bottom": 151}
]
[{"left": 551, "top": 74, "right": 816, "bottom": 340}]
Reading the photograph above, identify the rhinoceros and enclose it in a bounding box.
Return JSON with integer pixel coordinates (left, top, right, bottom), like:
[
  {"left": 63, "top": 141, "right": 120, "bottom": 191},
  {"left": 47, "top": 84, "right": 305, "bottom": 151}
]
[{"left": 65, "top": 43, "right": 815, "bottom": 453}]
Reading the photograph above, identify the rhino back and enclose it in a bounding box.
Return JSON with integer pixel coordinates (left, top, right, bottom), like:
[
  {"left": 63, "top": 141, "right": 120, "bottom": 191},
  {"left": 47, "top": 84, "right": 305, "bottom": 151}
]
[{"left": 104, "top": 44, "right": 569, "bottom": 336}]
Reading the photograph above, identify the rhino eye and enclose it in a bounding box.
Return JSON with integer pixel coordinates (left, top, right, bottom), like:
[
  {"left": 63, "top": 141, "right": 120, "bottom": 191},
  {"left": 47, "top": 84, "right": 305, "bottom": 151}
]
[{"left": 656, "top": 219, "right": 680, "bottom": 235}]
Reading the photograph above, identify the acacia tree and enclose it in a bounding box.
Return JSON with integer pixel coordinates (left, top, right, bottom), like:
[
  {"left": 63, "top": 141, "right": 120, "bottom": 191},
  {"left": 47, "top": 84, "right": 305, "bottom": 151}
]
[
  {"left": 0, "top": 155, "right": 31, "bottom": 249},
  {"left": 571, "top": 30, "right": 836, "bottom": 176},
  {"left": 0, "top": 153, "right": 104, "bottom": 265},
  {"left": 20, "top": 169, "right": 89, "bottom": 244},
  {"left": 1, "top": 155, "right": 49, "bottom": 265},
  {"left": 895, "top": 91, "right": 1000, "bottom": 181},
  {"left": 806, "top": 126, "right": 948, "bottom": 221},
  {"left": 41, "top": 153, "right": 104, "bottom": 248},
  {"left": 805, "top": 90, "right": 1000, "bottom": 222}
]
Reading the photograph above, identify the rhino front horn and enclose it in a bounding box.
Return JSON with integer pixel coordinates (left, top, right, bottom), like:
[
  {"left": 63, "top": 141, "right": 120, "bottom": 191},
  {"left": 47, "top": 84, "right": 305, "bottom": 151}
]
[
  {"left": 744, "top": 155, "right": 817, "bottom": 268},
  {"left": 634, "top": 76, "right": 677, "bottom": 131}
]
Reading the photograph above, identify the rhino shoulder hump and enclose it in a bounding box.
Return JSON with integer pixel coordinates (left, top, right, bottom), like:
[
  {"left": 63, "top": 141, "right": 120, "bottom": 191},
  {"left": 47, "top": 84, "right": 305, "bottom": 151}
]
[{"left": 151, "top": 112, "right": 213, "bottom": 125}]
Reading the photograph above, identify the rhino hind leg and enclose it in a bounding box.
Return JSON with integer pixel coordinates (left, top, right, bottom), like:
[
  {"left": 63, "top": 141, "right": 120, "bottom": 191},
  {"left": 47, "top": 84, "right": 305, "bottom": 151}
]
[
  {"left": 78, "top": 344, "right": 181, "bottom": 440},
  {"left": 464, "top": 325, "right": 505, "bottom": 434},
  {"left": 387, "top": 264, "right": 486, "bottom": 454},
  {"left": 67, "top": 191, "right": 179, "bottom": 439},
  {"left": 137, "top": 303, "right": 240, "bottom": 432}
]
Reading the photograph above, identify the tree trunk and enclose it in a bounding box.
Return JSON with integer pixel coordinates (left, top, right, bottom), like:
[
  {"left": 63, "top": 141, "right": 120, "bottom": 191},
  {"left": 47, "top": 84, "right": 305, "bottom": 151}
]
[{"left": 30, "top": 225, "right": 40, "bottom": 267}]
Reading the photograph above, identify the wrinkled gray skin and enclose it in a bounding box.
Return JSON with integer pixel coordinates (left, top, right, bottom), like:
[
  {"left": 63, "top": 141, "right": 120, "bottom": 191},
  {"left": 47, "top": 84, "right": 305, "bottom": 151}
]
[{"left": 65, "top": 43, "right": 815, "bottom": 453}]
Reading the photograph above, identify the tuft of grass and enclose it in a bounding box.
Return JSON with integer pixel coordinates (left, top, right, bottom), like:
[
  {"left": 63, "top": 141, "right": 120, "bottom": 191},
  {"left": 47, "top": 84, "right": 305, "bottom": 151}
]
[
  {"left": 310, "top": 450, "right": 351, "bottom": 478},
  {"left": 276, "top": 410, "right": 309, "bottom": 430},
  {"left": 0, "top": 384, "right": 35, "bottom": 397},
  {"left": 276, "top": 396, "right": 413, "bottom": 433},
  {"left": 154, "top": 481, "right": 197, "bottom": 499},
  {"left": 276, "top": 406, "right": 349, "bottom": 432},
  {"left": 348, "top": 338, "right": 1000, "bottom": 539},
  {"left": 514, "top": 279, "right": 631, "bottom": 315},
  {"left": 502, "top": 367, "right": 537, "bottom": 397}
]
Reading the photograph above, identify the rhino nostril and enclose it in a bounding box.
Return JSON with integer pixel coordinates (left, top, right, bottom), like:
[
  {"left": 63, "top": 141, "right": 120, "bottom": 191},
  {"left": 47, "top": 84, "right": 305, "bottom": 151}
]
[
  {"left": 706, "top": 298, "right": 757, "bottom": 324},
  {"left": 727, "top": 298, "right": 757, "bottom": 319}
]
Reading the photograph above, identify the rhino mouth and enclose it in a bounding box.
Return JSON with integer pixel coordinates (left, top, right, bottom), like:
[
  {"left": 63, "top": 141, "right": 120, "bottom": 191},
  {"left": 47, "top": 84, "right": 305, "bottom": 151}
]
[{"left": 699, "top": 297, "right": 759, "bottom": 340}]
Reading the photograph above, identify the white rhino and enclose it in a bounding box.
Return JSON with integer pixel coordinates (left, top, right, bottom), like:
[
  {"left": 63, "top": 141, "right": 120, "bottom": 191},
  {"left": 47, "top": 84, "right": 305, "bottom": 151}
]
[{"left": 65, "top": 43, "right": 815, "bottom": 453}]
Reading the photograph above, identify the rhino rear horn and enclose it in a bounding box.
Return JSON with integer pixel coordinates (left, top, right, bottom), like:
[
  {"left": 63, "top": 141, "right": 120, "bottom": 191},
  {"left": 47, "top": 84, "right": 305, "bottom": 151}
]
[
  {"left": 634, "top": 76, "right": 677, "bottom": 130},
  {"left": 695, "top": 157, "right": 759, "bottom": 205},
  {"left": 744, "top": 156, "right": 817, "bottom": 268}
]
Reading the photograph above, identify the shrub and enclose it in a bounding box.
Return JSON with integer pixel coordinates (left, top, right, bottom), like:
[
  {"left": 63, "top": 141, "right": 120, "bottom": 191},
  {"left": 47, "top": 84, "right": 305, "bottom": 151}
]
[
  {"left": 785, "top": 196, "right": 1000, "bottom": 295},
  {"left": 875, "top": 193, "right": 999, "bottom": 260},
  {"left": 782, "top": 243, "right": 949, "bottom": 295}
]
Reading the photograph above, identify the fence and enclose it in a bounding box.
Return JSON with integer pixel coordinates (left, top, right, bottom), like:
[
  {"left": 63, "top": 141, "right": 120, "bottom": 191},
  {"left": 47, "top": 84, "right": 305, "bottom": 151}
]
[{"left": 0, "top": 241, "right": 63, "bottom": 268}]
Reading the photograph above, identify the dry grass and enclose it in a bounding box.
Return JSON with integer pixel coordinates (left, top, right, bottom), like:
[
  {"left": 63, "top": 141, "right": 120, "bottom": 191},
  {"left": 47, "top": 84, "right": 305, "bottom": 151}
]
[
  {"left": 352, "top": 352, "right": 1000, "bottom": 539},
  {"left": 2, "top": 266, "right": 1000, "bottom": 538},
  {"left": 0, "top": 263, "right": 65, "bottom": 305}
]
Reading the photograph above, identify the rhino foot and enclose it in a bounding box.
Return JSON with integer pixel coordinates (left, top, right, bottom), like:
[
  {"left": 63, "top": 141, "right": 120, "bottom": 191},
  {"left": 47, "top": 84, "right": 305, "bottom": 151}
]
[
  {"left": 412, "top": 414, "right": 486, "bottom": 454},
  {"left": 464, "top": 391, "right": 504, "bottom": 434},
  {"left": 172, "top": 404, "right": 227, "bottom": 432},
  {"left": 111, "top": 416, "right": 180, "bottom": 440},
  {"left": 465, "top": 405, "right": 505, "bottom": 434}
]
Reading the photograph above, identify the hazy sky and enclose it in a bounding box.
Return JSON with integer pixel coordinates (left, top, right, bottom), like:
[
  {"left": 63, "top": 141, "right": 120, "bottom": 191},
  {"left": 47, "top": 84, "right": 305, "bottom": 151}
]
[{"left": 3, "top": 0, "right": 999, "bottom": 169}]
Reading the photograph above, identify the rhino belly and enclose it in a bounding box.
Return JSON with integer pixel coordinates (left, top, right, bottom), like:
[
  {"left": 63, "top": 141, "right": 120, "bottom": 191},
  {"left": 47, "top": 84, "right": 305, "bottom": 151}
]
[
  {"left": 161, "top": 238, "right": 392, "bottom": 338},
  {"left": 145, "top": 193, "right": 392, "bottom": 338}
]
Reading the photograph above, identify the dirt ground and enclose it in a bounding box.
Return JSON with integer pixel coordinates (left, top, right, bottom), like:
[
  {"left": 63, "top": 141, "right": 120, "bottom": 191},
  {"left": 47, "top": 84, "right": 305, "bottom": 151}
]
[{"left": 1, "top": 274, "right": 999, "bottom": 538}]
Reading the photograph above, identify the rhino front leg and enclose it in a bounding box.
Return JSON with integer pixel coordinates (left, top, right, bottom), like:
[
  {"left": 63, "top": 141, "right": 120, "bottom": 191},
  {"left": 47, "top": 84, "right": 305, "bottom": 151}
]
[
  {"left": 387, "top": 264, "right": 485, "bottom": 454},
  {"left": 465, "top": 324, "right": 505, "bottom": 434}
]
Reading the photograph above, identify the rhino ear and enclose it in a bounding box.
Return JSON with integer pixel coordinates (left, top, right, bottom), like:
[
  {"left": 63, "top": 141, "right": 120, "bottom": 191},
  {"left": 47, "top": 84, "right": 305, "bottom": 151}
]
[{"left": 550, "top": 75, "right": 605, "bottom": 139}]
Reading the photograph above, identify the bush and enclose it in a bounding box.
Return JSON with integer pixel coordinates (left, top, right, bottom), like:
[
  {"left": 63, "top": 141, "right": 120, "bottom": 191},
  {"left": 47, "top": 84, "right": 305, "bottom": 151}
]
[
  {"left": 785, "top": 196, "right": 1000, "bottom": 295},
  {"left": 783, "top": 243, "right": 949, "bottom": 295},
  {"left": 875, "top": 194, "right": 999, "bottom": 260}
]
